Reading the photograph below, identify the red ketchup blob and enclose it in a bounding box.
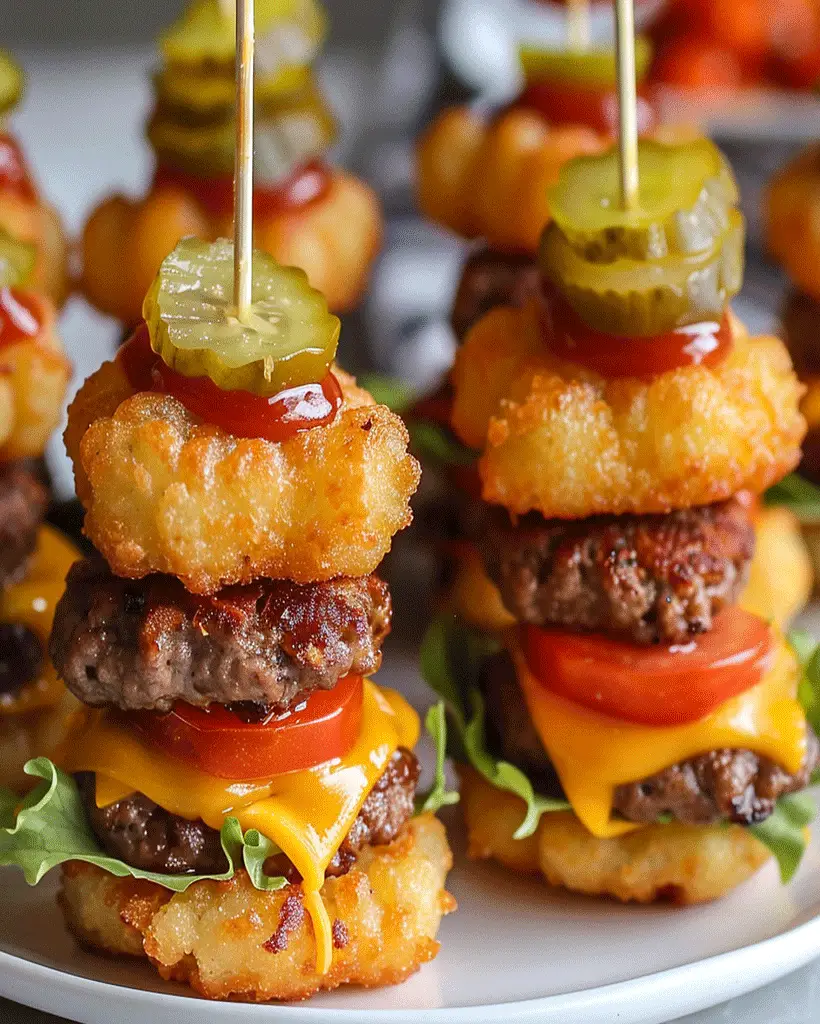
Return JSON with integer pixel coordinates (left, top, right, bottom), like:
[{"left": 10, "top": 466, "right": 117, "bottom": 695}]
[
  {"left": 152, "top": 160, "right": 331, "bottom": 220},
  {"left": 542, "top": 287, "right": 733, "bottom": 378},
  {"left": 0, "top": 287, "right": 43, "bottom": 348},
  {"left": 515, "top": 81, "right": 657, "bottom": 136},
  {"left": 0, "top": 134, "right": 37, "bottom": 202},
  {"left": 118, "top": 323, "right": 342, "bottom": 443}
]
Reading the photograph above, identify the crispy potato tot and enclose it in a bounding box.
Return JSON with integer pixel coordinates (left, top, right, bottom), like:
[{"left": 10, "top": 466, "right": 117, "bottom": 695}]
[
  {"left": 741, "top": 506, "right": 812, "bottom": 627},
  {"left": 60, "top": 815, "right": 455, "bottom": 1002},
  {"left": 0, "top": 191, "right": 70, "bottom": 308},
  {"left": 460, "top": 768, "right": 771, "bottom": 904},
  {"left": 0, "top": 298, "right": 71, "bottom": 460},
  {"left": 81, "top": 169, "right": 382, "bottom": 324},
  {"left": 452, "top": 305, "right": 805, "bottom": 518},
  {"left": 416, "top": 105, "right": 604, "bottom": 251},
  {"left": 765, "top": 143, "right": 820, "bottom": 303},
  {"left": 66, "top": 362, "right": 419, "bottom": 592}
]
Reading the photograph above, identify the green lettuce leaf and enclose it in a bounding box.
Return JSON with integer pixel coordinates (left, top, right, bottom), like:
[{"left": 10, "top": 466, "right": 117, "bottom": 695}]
[
  {"left": 0, "top": 758, "right": 287, "bottom": 893},
  {"left": 750, "top": 791, "right": 817, "bottom": 883},
  {"left": 415, "top": 703, "right": 460, "bottom": 815},
  {"left": 420, "top": 616, "right": 569, "bottom": 839},
  {"left": 408, "top": 422, "right": 478, "bottom": 468},
  {"left": 789, "top": 629, "right": 820, "bottom": 736},
  {"left": 765, "top": 474, "right": 820, "bottom": 523},
  {"left": 357, "top": 373, "right": 416, "bottom": 414}
]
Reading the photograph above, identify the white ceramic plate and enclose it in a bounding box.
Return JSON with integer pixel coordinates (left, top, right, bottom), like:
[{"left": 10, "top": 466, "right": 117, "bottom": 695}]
[{"left": 0, "top": 654, "right": 819, "bottom": 1024}]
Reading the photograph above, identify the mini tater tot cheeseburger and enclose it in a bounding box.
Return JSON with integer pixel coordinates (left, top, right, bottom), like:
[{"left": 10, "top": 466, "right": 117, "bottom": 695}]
[
  {"left": 0, "top": 238, "right": 456, "bottom": 1003},
  {"left": 0, "top": 230, "right": 77, "bottom": 791},
  {"left": 416, "top": 38, "right": 698, "bottom": 342},
  {"left": 81, "top": 0, "right": 382, "bottom": 327},
  {"left": 0, "top": 52, "right": 68, "bottom": 307},
  {"left": 424, "top": 139, "right": 820, "bottom": 905}
]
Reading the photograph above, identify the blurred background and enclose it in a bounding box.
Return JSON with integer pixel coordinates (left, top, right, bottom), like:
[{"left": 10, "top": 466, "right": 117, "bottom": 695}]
[{"left": 5, "top": 0, "right": 820, "bottom": 493}]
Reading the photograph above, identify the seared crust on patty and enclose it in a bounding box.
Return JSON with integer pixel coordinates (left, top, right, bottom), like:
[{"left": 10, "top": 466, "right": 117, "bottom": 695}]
[
  {"left": 478, "top": 498, "right": 754, "bottom": 644},
  {"left": 65, "top": 361, "right": 420, "bottom": 592},
  {"left": 452, "top": 305, "right": 805, "bottom": 518},
  {"left": 459, "top": 767, "right": 772, "bottom": 904},
  {"left": 51, "top": 556, "right": 391, "bottom": 712},
  {"left": 59, "top": 814, "right": 455, "bottom": 1000},
  {"left": 0, "top": 461, "right": 47, "bottom": 590},
  {"left": 77, "top": 748, "right": 419, "bottom": 877},
  {"left": 482, "top": 652, "right": 819, "bottom": 826},
  {"left": 452, "top": 248, "right": 539, "bottom": 341}
]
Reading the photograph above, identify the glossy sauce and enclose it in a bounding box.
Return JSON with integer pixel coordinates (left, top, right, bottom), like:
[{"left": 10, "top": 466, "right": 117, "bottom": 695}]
[
  {"left": 119, "top": 324, "right": 342, "bottom": 443},
  {"left": 0, "top": 287, "right": 43, "bottom": 348},
  {"left": 0, "top": 134, "right": 36, "bottom": 202},
  {"left": 515, "top": 81, "right": 657, "bottom": 136},
  {"left": 153, "top": 159, "right": 331, "bottom": 220},
  {"left": 542, "top": 287, "right": 732, "bottom": 378}
]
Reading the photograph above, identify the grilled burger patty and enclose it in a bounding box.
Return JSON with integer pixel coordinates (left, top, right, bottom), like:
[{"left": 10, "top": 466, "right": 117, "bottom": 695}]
[
  {"left": 77, "top": 748, "right": 419, "bottom": 877},
  {"left": 481, "top": 652, "right": 819, "bottom": 826},
  {"left": 0, "top": 461, "right": 48, "bottom": 591},
  {"left": 51, "top": 557, "right": 392, "bottom": 712},
  {"left": 451, "top": 247, "right": 540, "bottom": 341},
  {"left": 478, "top": 498, "right": 754, "bottom": 645}
]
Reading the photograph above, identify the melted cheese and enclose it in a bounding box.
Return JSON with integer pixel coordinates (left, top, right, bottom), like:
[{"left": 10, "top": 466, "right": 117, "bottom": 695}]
[
  {"left": 61, "top": 681, "right": 419, "bottom": 975},
  {"left": 510, "top": 635, "right": 808, "bottom": 839},
  {"left": 0, "top": 526, "right": 79, "bottom": 716}
]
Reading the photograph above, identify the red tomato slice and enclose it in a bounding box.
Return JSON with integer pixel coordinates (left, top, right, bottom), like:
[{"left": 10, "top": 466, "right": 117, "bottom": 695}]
[
  {"left": 522, "top": 608, "right": 775, "bottom": 727},
  {"left": 130, "top": 674, "right": 364, "bottom": 779},
  {"left": 0, "top": 134, "right": 37, "bottom": 202},
  {"left": 118, "top": 324, "right": 342, "bottom": 443},
  {"left": 152, "top": 160, "right": 330, "bottom": 220},
  {"left": 515, "top": 81, "right": 657, "bottom": 136},
  {"left": 0, "top": 287, "right": 43, "bottom": 349},
  {"left": 542, "top": 286, "right": 733, "bottom": 378}
]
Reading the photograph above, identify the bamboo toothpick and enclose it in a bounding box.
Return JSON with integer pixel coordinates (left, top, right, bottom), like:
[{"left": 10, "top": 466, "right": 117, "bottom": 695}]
[
  {"left": 614, "top": 0, "right": 639, "bottom": 211},
  {"left": 234, "top": 0, "right": 255, "bottom": 319},
  {"left": 567, "top": 0, "right": 591, "bottom": 51}
]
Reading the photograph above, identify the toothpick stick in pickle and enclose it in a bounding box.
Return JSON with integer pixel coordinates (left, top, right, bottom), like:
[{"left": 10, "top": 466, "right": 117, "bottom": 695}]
[
  {"left": 614, "top": 0, "right": 639, "bottom": 211},
  {"left": 234, "top": 0, "right": 255, "bottom": 319}
]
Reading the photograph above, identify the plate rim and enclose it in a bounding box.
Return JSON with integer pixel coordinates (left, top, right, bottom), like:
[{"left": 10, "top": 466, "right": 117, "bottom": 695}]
[{"left": 1, "top": 900, "right": 819, "bottom": 1024}]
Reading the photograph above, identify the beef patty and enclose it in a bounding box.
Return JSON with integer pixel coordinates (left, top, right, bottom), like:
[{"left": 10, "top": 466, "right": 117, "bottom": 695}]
[
  {"left": 478, "top": 498, "right": 754, "bottom": 645},
  {"left": 0, "top": 461, "right": 47, "bottom": 591},
  {"left": 51, "top": 556, "right": 392, "bottom": 712},
  {"left": 77, "top": 747, "right": 419, "bottom": 877},
  {"left": 481, "top": 652, "right": 819, "bottom": 826},
  {"left": 451, "top": 247, "right": 540, "bottom": 340}
]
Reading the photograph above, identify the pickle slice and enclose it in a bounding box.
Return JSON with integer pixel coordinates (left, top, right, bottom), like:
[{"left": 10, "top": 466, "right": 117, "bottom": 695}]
[
  {"left": 540, "top": 210, "right": 744, "bottom": 337},
  {"left": 0, "top": 50, "right": 23, "bottom": 118},
  {"left": 154, "top": 63, "right": 311, "bottom": 120},
  {"left": 143, "top": 237, "right": 340, "bottom": 396},
  {"left": 548, "top": 140, "right": 739, "bottom": 260},
  {"left": 161, "top": 0, "right": 326, "bottom": 69},
  {"left": 520, "top": 37, "right": 652, "bottom": 88},
  {"left": 0, "top": 230, "right": 36, "bottom": 288}
]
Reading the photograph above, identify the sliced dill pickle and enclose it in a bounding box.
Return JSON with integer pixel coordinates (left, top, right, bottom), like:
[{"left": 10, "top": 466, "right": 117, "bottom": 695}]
[
  {"left": 519, "top": 37, "right": 652, "bottom": 88},
  {"left": 154, "top": 62, "right": 311, "bottom": 120},
  {"left": 161, "top": 0, "right": 326, "bottom": 69},
  {"left": 0, "top": 50, "right": 23, "bottom": 118},
  {"left": 540, "top": 209, "right": 744, "bottom": 336},
  {"left": 0, "top": 230, "right": 36, "bottom": 287},
  {"left": 548, "top": 140, "right": 738, "bottom": 260},
  {"left": 143, "top": 237, "right": 340, "bottom": 396}
]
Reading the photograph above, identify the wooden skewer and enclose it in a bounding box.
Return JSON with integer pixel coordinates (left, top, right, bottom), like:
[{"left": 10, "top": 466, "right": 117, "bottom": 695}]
[
  {"left": 614, "top": 0, "right": 639, "bottom": 211},
  {"left": 567, "top": 0, "right": 591, "bottom": 51},
  {"left": 234, "top": 0, "right": 255, "bottom": 319}
]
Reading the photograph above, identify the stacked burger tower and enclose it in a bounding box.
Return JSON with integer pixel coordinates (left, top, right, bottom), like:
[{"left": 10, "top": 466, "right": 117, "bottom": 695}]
[
  {"left": 81, "top": 0, "right": 381, "bottom": 327},
  {"left": 0, "top": 229, "right": 76, "bottom": 791},
  {"left": 0, "top": 6, "right": 454, "bottom": 1003},
  {"left": 425, "top": 2, "right": 820, "bottom": 903}
]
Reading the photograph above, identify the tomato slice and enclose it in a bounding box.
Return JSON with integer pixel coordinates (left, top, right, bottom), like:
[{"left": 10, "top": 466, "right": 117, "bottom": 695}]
[
  {"left": 118, "top": 324, "right": 342, "bottom": 443},
  {"left": 542, "top": 287, "right": 732, "bottom": 378},
  {"left": 152, "top": 160, "right": 330, "bottom": 220},
  {"left": 0, "top": 134, "right": 36, "bottom": 202},
  {"left": 130, "top": 674, "right": 364, "bottom": 779},
  {"left": 522, "top": 608, "right": 776, "bottom": 727},
  {"left": 0, "top": 287, "right": 43, "bottom": 348},
  {"left": 515, "top": 81, "right": 657, "bottom": 136}
]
